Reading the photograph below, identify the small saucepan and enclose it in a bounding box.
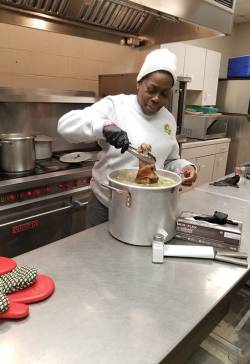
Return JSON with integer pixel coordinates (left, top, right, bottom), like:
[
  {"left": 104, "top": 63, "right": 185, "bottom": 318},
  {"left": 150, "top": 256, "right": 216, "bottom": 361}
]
[{"left": 34, "top": 135, "right": 53, "bottom": 160}]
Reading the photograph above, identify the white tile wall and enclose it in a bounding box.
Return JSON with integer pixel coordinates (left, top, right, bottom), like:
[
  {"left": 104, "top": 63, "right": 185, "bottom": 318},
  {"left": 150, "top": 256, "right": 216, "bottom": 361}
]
[{"left": 0, "top": 23, "right": 148, "bottom": 93}]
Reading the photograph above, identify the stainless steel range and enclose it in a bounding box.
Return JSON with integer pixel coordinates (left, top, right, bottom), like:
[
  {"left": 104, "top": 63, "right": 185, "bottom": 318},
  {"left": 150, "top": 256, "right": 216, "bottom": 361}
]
[
  {"left": 0, "top": 88, "right": 98, "bottom": 257},
  {"left": 0, "top": 154, "right": 97, "bottom": 257}
]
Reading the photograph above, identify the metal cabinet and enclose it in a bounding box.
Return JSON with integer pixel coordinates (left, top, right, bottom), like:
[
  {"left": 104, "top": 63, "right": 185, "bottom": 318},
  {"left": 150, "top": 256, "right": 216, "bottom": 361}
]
[
  {"left": 202, "top": 50, "right": 221, "bottom": 105},
  {"left": 161, "top": 42, "right": 186, "bottom": 79},
  {"left": 185, "top": 45, "right": 206, "bottom": 91},
  {"left": 181, "top": 154, "right": 215, "bottom": 188},
  {"left": 161, "top": 43, "right": 206, "bottom": 90},
  {"left": 181, "top": 139, "right": 230, "bottom": 189},
  {"left": 212, "top": 152, "right": 228, "bottom": 180},
  {"left": 161, "top": 43, "right": 221, "bottom": 104},
  {"left": 196, "top": 155, "right": 215, "bottom": 185}
]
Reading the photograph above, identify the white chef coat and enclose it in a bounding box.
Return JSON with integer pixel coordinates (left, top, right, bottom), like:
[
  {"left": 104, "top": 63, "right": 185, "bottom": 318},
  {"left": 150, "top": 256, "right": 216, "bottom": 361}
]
[{"left": 58, "top": 94, "right": 192, "bottom": 207}]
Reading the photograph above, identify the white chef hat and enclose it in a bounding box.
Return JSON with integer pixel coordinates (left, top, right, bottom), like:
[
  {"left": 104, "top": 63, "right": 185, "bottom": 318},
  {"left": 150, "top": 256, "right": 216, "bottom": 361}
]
[{"left": 137, "top": 48, "right": 177, "bottom": 84}]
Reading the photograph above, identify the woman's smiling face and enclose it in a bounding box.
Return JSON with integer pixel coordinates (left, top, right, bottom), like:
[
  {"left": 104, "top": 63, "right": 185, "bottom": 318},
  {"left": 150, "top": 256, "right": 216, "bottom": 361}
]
[{"left": 137, "top": 71, "right": 174, "bottom": 115}]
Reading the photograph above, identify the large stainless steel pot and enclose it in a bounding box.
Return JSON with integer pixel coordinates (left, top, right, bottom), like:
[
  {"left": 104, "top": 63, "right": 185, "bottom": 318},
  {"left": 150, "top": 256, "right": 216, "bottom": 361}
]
[
  {"left": 0, "top": 133, "right": 35, "bottom": 172},
  {"left": 34, "top": 135, "right": 53, "bottom": 160},
  {"left": 105, "top": 168, "right": 182, "bottom": 246}
]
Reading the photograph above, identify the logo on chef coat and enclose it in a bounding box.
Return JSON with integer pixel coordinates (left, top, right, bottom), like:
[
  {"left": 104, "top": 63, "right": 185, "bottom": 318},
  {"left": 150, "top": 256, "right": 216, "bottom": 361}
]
[{"left": 164, "top": 123, "right": 172, "bottom": 135}]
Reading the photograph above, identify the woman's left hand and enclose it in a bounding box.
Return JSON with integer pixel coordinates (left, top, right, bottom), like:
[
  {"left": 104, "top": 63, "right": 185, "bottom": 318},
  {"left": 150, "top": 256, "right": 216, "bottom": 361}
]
[{"left": 180, "top": 165, "right": 197, "bottom": 186}]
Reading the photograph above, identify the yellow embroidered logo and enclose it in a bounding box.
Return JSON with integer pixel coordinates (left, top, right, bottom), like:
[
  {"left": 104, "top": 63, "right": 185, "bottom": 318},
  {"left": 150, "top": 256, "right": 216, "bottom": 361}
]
[{"left": 164, "top": 123, "right": 172, "bottom": 135}]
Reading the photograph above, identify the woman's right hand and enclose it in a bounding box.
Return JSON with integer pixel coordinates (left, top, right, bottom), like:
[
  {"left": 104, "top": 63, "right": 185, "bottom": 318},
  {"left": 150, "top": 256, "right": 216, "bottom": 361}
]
[{"left": 103, "top": 124, "right": 130, "bottom": 153}]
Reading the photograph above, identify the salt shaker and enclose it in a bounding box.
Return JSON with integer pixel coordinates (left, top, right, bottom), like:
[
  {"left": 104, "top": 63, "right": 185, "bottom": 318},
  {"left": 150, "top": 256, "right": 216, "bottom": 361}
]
[{"left": 152, "top": 233, "right": 165, "bottom": 264}]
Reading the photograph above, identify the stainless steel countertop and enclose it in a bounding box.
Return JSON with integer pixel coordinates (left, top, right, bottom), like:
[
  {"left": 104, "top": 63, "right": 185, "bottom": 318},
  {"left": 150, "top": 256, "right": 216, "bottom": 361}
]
[
  {"left": 1, "top": 183, "right": 250, "bottom": 364},
  {"left": 196, "top": 176, "right": 250, "bottom": 203},
  {"left": 181, "top": 137, "right": 231, "bottom": 148},
  {"left": 179, "top": 187, "right": 250, "bottom": 255}
]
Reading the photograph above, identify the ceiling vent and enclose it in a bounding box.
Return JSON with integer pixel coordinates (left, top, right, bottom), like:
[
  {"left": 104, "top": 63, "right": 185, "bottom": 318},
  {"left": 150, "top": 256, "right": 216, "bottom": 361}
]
[
  {"left": 214, "top": 0, "right": 234, "bottom": 9},
  {"left": 0, "top": 0, "right": 236, "bottom": 47}
]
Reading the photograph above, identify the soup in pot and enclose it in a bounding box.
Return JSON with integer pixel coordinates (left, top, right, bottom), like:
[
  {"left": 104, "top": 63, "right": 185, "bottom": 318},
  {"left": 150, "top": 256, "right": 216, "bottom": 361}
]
[{"left": 112, "top": 170, "right": 176, "bottom": 187}]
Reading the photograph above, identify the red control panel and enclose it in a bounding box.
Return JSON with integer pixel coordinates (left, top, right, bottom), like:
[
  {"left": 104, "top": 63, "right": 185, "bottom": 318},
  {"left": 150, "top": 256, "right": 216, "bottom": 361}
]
[{"left": 0, "top": 177, "right": 91, "bottom": 206}]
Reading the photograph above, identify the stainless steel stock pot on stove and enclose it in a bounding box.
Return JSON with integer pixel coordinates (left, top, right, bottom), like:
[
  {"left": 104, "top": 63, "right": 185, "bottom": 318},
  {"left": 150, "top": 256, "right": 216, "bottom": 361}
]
[
  {"left": 104, "top": 168, "right": 182, "bottom": 246},
  {"left": 34, "top": 135, "right": 53, "bottom": 160},
  {"left": 0, "top": 133, "right": 35, "bottom": 173}
]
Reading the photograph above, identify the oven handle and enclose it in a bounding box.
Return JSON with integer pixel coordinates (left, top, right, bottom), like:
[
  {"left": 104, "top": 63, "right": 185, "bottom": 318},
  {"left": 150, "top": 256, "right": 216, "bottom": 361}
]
[
  {"left": 0, "top": 203, "right": 74, "bottom": 228},
  {"left": 72, "top": 199, "right": 88, "bottom": 208}
]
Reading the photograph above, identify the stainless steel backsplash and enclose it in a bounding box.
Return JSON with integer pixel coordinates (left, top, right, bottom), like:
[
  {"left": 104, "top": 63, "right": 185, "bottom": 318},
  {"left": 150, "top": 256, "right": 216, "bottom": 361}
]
[{"left": 0, "top": 88, "right": 99, "bottom": 152}]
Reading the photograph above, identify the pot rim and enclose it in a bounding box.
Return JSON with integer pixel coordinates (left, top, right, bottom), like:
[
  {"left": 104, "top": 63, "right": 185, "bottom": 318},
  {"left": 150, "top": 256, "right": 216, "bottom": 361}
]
[
  {"left": 34, "top": 135, "right": 53, "bottom": 142},
  {"left": 0, "top": 133, "right": 34, "bottom": 140},
  {"left": 108, "top": 168, "right": 181, "bottom": 190}
]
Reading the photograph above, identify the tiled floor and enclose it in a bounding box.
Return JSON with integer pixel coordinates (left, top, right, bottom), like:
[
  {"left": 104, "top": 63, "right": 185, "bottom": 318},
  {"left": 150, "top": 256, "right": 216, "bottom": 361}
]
[{"left": 187, "top": 283, "right": 250, "bottom": 364}]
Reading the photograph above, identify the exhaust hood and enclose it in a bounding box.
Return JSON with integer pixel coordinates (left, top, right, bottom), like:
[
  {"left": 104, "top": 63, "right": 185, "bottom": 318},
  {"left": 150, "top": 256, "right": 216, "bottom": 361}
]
[{"left": 0, "top": 0, "right": 235, "bottom": 47}]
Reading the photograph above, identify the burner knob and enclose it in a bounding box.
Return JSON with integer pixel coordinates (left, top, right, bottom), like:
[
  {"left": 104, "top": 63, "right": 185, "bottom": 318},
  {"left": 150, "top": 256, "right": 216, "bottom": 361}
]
[
  {"left": 63, "top": 182, "right": 70, "bottom": 190},
  {"left": 7, "top": 193, "right": 16, "bottom": 202},
  {"left": 33, "top": 188, "right": 41, "bottom": 197},
  {"left": 44, "top": 186, "right": 50, "bottom": 194},
  {"left": 19, "top": 191, "right": 27, "bottom": 200},
  {"left": 82, "top": 177, "right": 91, "bottom": 185}
]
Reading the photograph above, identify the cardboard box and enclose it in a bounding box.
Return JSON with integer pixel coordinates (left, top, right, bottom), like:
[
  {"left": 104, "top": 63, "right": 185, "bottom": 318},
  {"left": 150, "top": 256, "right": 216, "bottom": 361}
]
[{"left": 176, "top": 211, "right": 242, "bottom": 251}]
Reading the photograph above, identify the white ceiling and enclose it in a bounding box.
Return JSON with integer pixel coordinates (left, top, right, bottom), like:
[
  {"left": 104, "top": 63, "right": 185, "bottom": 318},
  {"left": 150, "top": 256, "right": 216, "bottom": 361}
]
[{"left": 234, "top": 0, "right": 250, "bottom": 23}]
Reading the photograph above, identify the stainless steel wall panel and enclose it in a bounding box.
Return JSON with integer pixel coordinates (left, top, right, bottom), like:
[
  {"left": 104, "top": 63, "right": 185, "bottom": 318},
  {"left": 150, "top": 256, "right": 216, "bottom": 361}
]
[{"left": 0, "top": 88, "right": 97, "bottom": 152}]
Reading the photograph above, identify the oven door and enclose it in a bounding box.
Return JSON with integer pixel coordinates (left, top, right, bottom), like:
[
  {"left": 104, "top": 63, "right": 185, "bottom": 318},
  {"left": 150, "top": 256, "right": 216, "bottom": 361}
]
[
  {"left": 71, "top": 190, "right": 89, "bottom": 235},
  {"left": 0, "top": 189, "right": 89, "bottom": 257},
  {"left": 205, "top": 116, "right": 228, "bottom": 139}
]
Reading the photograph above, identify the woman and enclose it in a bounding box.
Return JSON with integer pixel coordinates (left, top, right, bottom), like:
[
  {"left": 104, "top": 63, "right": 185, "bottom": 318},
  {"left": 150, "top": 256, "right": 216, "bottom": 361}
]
[{"left": 58, "top": 48, "right": 197, "bottom": 227}]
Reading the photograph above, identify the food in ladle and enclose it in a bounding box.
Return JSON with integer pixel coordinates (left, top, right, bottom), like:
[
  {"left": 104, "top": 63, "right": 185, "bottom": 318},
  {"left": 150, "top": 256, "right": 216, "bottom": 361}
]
[{"left": 135, "top": 144, "right": 159, "bottom": 184}]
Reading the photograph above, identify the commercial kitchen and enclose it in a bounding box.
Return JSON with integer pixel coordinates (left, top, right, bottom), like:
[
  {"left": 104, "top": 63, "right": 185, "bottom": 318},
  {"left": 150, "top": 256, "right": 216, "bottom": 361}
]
[{"left": 0, "top": 1, "right": 250, "bottom": 363}]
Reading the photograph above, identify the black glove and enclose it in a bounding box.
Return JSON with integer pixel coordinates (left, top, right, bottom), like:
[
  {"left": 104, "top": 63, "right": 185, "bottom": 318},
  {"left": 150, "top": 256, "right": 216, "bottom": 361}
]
[
  {"left": 194, "top": 211, "right": 238, "bottom": 226},
  {"left": 103, "top": 125, "right": 130, "bottom": 153},
  {"left": 209, "top": 175, "right": 240, "bottom": 188}
]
